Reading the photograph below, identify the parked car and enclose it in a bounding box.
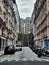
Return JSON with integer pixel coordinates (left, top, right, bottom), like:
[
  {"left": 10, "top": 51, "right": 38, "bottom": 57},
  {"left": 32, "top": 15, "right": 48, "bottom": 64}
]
[
  {"left": 35, "top": 47, "right": 41, "bottom": 54},
  {"left": 14, "top": 44, "right": 22, "bottom": 51},
  {"left": 29, "top": 45, "right": 34, "bottom": 50},
  {"left": 32, "top": 45, "right": 40, "bottom": 54},
  {"left": 31, "top": 45, "right": 36, "bottom": 52},
  {"left": 37, "top": 48, "right": 49, "bottom": 57},
  {"left": 4, "top": 45, "right": 15, "bottom": 54}
]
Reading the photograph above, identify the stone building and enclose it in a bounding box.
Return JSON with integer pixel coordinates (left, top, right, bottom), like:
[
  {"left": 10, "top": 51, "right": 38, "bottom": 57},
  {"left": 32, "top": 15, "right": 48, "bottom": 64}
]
[
  {"left": 32, "top": 0, "right": 49, "bottom": 49},
  {"left": 0, "top": 0, "right": 9, "bottom": 50},
  {"left": 0, "top": 0, "right": 20, "bottom": 50},
  {"left": 19, "top": 17, "right": 31, "bottom": 46}
]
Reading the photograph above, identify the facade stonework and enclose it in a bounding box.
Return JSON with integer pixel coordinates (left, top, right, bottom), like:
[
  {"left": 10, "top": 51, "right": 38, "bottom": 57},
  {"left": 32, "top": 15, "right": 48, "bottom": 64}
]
[
  {"left": 32, "top": 0, "right": 49, "bottom": 49},
  {"left": 0, "top": 0, "right": 20, "bottom": 50}
]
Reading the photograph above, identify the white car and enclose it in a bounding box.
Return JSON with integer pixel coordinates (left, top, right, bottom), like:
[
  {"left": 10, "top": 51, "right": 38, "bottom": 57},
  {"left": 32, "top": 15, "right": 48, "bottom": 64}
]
[{"left": 14, "top": 44, "right": 22, "bottom": 51}]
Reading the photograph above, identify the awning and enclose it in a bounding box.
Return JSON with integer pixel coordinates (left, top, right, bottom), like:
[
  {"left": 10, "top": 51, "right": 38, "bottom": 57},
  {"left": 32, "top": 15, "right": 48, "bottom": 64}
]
[
  {"left": 1, "top": 36, "right": 6, "bottom": 40},
  {"left": 0, "top": 17, "right": 3, "bottom": 24}
]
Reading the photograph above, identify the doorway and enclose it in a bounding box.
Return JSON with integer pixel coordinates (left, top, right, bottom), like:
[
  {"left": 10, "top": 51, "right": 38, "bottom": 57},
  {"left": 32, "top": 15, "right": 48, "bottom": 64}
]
[{"left": 0, "top": 38, "right": 1, "bottom": 50}]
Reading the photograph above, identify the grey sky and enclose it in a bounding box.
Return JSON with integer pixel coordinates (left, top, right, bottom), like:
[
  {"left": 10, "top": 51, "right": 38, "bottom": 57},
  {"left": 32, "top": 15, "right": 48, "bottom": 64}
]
[{"left": 16, "top": 0, "right": 36, "bottom": 18}]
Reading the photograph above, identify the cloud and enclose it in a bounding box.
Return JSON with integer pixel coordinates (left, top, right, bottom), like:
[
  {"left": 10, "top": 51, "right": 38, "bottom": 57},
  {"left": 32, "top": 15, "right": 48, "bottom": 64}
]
[{"left": 16, "top": 0, "right": 36, "bottom": 18}]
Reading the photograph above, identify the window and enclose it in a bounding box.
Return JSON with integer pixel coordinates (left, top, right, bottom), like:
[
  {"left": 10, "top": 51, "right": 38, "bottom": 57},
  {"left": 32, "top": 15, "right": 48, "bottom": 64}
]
[{"left": 0, "top": 6, "right": 2, "bottom": 11}]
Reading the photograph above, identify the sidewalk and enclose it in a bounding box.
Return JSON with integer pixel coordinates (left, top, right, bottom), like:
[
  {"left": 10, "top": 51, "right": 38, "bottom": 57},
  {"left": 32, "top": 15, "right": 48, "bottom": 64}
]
[
  {"left": 40, "top": 56, "right": 49, "bottom": 60},
  {"left": 0, "top": 50, "right": 4, "bottom": 56}
]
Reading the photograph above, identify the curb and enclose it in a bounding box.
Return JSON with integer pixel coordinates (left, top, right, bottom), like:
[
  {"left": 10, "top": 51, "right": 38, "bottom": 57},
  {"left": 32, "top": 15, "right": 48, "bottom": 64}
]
[
  {"left": 0, "top": 50, "right": 4, "bottom": 57},
  {"left": 0, "top": 54, "right": 4, "bottom": 57}
]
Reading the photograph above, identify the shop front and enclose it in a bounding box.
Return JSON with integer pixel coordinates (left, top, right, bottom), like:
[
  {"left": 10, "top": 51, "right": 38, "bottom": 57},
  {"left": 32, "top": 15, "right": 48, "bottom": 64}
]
[
  {"left": 0, "top": 37, "right": 7, "bottom": 50},
  {"left": 0, "top": 28, "right": 8, "bottom": 50}
]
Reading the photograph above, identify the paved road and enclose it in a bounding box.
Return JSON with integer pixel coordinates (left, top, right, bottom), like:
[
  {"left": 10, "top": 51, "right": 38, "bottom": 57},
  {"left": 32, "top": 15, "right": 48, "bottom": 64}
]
[
  {"left": 0, "top": 60, "right": 49, "bottom": 65},
  {"left": 0, "top": 47, "right": 49, "bottom": 63}
]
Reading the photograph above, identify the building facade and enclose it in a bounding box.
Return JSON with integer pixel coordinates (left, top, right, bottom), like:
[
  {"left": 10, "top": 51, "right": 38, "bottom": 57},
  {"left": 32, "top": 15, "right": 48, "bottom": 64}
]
[
  {"left": 25, "top": 21, "right": 31, "bottom": 34},
  {"left": 32, "top": 0, "right": 49, "bottom": 49},
  {"left": 20, "top": 18, "right": 25, "bottom": 34},
  {"left": 19, "top": 17, "right": 31, "bottom": 46},
  {"left": 0, "top": 0, "right": 9, "bottom": 50},
  {"left": 20, "top": 17, "right": 31, "bottom": 34},
  {"left": 25, "top": 17, "right": 31, "bottom": 34},
  {"left": 0, "top": 0, "right": 20, "bottom": 50},
  {"left": 30, "top": 15, "right": 33, "bottom": 34}
]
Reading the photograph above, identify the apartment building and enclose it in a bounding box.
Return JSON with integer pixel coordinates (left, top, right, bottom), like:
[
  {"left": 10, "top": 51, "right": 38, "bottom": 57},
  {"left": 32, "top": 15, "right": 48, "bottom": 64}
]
[
  {"left": 0, "top": 0, "right": 20, "bottom": 50},
  {"left": 20, "top": 17, "right": 31, "bottom": 34},
  {"left": 25, "top": 22, "right": 30, "bottom": 34},
  {"left": 20, "top": 18, "right": 25, "bottom": 34},
  {"left": 24, "top": 17, "right": 31, "bottom": 34},
  {"left": 30, "top": 16, "right": 33, "bottom": 34},
  {"left": 8, "top": 0, "right": 20, "bottom": 45},
  {"left": 32, "top": 0, "right": 49, "bottom": 49},
  {"left": 0, "top": 0, "right": 9, "bottom": 50}
]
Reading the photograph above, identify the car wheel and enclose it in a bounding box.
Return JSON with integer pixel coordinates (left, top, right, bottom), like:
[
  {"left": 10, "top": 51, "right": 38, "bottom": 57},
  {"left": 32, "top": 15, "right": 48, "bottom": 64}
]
[
  {"left": 38, "top": 54, "right": 42, "bottom": 58},
  {"left": 4, "top": 51, "right": 6, "bottom": 55}
]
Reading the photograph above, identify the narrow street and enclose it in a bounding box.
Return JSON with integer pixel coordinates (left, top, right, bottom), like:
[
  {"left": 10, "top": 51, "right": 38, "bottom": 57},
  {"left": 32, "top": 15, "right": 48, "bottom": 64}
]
[
  {"left": 0, "top": 47, "right": 49, "bottom": 65},
  {"left": 0, "top": 47, "right": 40, "bottom": 62},
  {"left": 0, "top": 47, "right": 49, "bottom": 63}
]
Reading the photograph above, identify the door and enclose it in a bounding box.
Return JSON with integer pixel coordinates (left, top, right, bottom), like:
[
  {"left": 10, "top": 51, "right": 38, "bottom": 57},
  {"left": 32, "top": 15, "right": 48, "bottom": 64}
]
[{"left": 0, "top": 38, "right": 1, "bottom": 50}]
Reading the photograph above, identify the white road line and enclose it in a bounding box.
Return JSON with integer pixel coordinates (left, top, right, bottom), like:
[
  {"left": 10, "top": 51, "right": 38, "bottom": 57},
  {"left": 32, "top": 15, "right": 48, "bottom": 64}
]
[
  {"left": 0, "top": 59, "right": 5, "bottom": 63},
  {"left": 1, "top": 59, "right": 49, "bottom": 62},
  {"left": 15, "top": 59, "right": 42, "bottom": 61},
  {"left": 42, "top": 59, "right": 49, "bottom": 62},
  {"left": 15, "top": 59, "right": 33, "bottom": 61}
]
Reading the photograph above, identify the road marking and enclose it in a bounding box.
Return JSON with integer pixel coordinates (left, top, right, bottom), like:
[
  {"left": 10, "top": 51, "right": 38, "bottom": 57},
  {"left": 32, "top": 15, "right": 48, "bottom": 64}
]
[
  {"left": 0, "top": 59, "right": 5, "bottom": 63},
  {"left": 42, "top": 59, "right": 49, "bottom": 62},
  {"left": 0, "top": 59, "right": 49, "bottom": 63},
  {"left": 15, "top": 59, "right": 42, "bottom": 61}
]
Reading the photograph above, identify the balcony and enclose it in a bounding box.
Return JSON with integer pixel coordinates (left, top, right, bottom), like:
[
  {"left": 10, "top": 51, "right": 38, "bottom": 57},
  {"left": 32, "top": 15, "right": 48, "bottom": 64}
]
[
  {"left": 3, "top": 0, "right": 8, "bottom": 5},
  {"left": 34, "top": 0, "right": 46, "bottom": 23},
  {"left": 40, "top": 24, "right": 47, "bottom": 32},
  {"left": 3, "top": 0, "right": 9, "bottom": 11},
  {"left": 8, "top": 33, "right": 15, "bottom": 40},
  {"left": 8, "top": 28, "right": 12, "bottom": 34},
  {"left": 36, "top": 15, "right": 47, "bottom": 29},
  {"left": 2, "top": 28, "right": 8, "bottom": 37}
]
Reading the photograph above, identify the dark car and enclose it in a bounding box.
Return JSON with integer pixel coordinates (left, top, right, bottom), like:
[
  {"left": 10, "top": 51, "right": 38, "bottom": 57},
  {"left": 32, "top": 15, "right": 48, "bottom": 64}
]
[
  {"left": 37, "top": 48, "right": 49, "bottom": 57},
  {"left": 35, "top": 47, "right": 41, "bottom": 54},
  {"left": 4, "top": 45, "right": 15, "bottom": 54},
  {"left": 37, "top": 48, "right": 43, "bottom": 57},
  {"left": 32, "top": 45, "right": 40, "bottom": 54}
]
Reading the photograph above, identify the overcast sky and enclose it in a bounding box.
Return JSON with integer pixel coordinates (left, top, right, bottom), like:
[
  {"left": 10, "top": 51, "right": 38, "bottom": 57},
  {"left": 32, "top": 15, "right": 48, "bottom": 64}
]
[{"left": 16, "top": 0, "right": 36, "bottom": 18}]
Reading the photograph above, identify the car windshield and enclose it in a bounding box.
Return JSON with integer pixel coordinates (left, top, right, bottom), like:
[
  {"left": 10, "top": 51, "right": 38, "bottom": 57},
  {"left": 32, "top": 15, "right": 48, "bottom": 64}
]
[
  {"left": 16, "top": 45, "right": 20, "bottom": 47},
  {"left": 9, "top": 46, "right": 13, "bottom": 49}
]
